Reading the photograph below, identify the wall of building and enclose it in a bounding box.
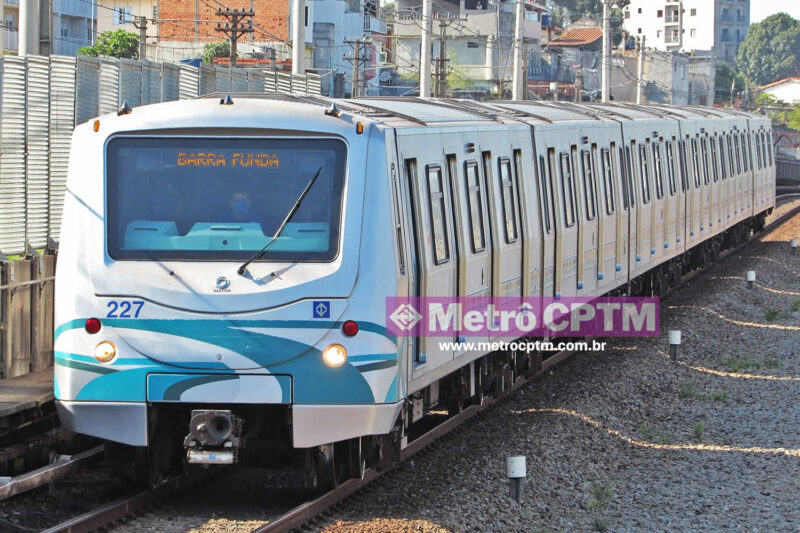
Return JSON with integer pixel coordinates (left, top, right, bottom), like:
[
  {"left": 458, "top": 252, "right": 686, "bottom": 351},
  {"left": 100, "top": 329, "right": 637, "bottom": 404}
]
[{"left": 763, "top": 81, "right": 800, "bottom": 105}]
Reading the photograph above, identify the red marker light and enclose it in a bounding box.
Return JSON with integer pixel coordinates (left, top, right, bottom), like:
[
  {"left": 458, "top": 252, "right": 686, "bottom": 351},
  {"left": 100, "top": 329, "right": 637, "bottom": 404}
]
[
  {"left": 342, "top": 320, "right": 359, "bottom": 337},
  {"left": 85, "top": 318, "right": 102, "bottom": 334}
]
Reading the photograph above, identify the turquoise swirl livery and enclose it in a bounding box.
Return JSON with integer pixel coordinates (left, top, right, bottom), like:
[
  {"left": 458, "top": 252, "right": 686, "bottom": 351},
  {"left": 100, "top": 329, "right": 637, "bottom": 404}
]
[{"left": 55, "top": 318, "right": 398, "bottom": 404}]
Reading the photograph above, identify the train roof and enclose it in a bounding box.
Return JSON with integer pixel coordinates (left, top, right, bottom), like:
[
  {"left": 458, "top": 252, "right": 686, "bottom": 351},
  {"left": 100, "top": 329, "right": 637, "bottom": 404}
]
[{"left": 197, "top": 93, "right": 764, "bottom": 130}]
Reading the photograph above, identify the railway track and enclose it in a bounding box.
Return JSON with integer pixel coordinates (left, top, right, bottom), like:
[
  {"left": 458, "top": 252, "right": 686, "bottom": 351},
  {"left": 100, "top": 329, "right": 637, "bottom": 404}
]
[{"left": 8, "top": 196, "right": 800, "bottom": 533}]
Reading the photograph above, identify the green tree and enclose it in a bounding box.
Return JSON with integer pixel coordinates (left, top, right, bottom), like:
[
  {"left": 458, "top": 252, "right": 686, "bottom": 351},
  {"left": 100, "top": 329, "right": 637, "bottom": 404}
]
[
  {"left": 714, "top": 63, "right": 747, "bottom": 104},
  {"left": 787, "top": 107, "right": 800, "bottom": 131},
  {"left": 202, "top": 41, "right": 231, "bottom": 65},
  {"left": 546, "top": 0, "right": 629, "bottom": 45},
  {"left": 736, "top": 13, "right": 800, "bottom": 86},
  {"left": 77, "top": 30, "right": 139, "bottom": 59}
]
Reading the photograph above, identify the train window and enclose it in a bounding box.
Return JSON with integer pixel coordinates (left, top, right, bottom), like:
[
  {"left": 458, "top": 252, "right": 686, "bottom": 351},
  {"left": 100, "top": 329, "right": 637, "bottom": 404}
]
[
  {"left": 499, "top": 158, "right": 518, "bottom": 243},
  {"left": 690, "top": 138, "right": 701, "bottom": 188},
  {"left": 665, "top": 141, "right": 677, "bottom": 195},
  {"left": 726, "top": 134, "right": 736, "bottom": 176},
  {"left": 638, "top": 144, "right": 651, "bottom": 204},
  {"left": 652, "top": 141, "right": 664, "bottom": 199},
  {"left": 761, "top": 131, "right": 769, "bottom": 168},
  {"left": 539, "top": 155, "right": 552, "bottom": 233},
  {"left": 764, "top": 132, "right": 775, "bottom": 166},
  {"left": 678, "top": 140, "right": 689, "bottom": 192},
  {"left": 426, "top": 165, "right": 450, "bottom": 265},
  {"left": 560, "top": 151, "right": 576, "bottom": 227},
  {"left": 580, "top": 150, "right": 597, "bottom": 220},
  {"left": 719, "top": 136, "right": 728, "bottom": 180},
  {"left": 733, "top": 135, "right": 742, "bottom": 174},
  {"left": 392, "top": 162, "right": 406, "bottom": 276},
  {"left": 601, "top": 148, "right": 616, "bottom": 215},
  {"left": 513, "top": 150, "right": 525, "bottom": 237},
  {"left": 742, "top": 133, "right": 752, "bottom": 171},
  {"left": 624, "top": 145, "right": 636, "bottom": 207},
  {"left": 755, "top": 133, "right": 763, "bottom": 169},
  {"left": 709, "top": 137, "right": 719, "bottom": 183},
  {"left": 700, "top": 137, "right": 710, "bottom": 186},
  {"left": 738, "top": 133, "right": 748, "bottom": 172},
  {"left": 464, "top": 161, "right": 486, "bottom": 253}
]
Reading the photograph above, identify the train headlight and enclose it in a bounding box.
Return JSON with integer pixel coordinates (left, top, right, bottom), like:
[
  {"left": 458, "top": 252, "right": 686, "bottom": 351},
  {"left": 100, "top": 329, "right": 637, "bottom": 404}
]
[
  {"left": 94, "top": 341, "right": 117, "bottom": 363},
  {"left": 322, "top": 343, "right": 347, "bottom": 367}
]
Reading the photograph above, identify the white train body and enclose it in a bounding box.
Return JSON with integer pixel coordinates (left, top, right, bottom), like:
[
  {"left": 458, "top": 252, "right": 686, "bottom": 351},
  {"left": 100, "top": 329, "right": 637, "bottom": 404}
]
[{"left": 53, "top": 95, "right": 774, "bottom": 466}]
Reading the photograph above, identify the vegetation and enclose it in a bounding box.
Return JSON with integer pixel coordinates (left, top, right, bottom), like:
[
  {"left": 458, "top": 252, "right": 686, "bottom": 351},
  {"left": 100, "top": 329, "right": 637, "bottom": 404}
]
[
  {"left": 202, "top": 41, "right": 231, "bottom": 65},
  {"left": 736, "top": 13, "right": 800, "bottom": 86},
  {"left": 720, "top": 357, "right": 762, "bottom": 372},
  {"left": 764, "top": 308, "right": 781, "bottom": 322},
  {"left": 679, "top": 383, "right": 729, "bottom": 402},
  {"left": 78, "top": 30, "right": 139, "bottom": 59},
  {"left": 792, "top": 299, "right": 800, "bottom": 313},
  {"left": 715, "top": 63, "right": 748, "bottom": 104},
  {"left": 693, "top": 421, "right": 705, "bottom": 441}
]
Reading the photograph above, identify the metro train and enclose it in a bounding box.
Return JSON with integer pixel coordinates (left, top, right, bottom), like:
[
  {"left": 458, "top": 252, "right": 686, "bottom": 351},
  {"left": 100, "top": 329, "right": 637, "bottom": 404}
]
[{"left": 53, "top": 94, "right": 775, "bottom": 485}]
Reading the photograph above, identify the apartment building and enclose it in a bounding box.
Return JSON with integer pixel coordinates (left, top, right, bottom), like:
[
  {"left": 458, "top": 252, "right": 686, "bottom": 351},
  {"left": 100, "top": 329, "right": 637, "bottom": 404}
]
[
  {"left": 392, "top": 0, "right": 547, "bottom": 95},
  {"left": 623, "top": 0, "right": 750, "bottom": 62},
  {"left": 2, "top": 0, "right": 97, "bottom": 55}
]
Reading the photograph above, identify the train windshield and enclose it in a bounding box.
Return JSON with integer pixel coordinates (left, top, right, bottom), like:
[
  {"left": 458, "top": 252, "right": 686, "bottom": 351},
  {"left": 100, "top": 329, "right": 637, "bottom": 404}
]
[{"left": 106, "top": 136, "right": 347, "bottom": 262}]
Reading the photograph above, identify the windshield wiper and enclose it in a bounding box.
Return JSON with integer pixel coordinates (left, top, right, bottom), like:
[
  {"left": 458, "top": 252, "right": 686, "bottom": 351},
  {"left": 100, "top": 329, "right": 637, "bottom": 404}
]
[{"left": 237, "top": 167, "right": 323, "bottom": 276}]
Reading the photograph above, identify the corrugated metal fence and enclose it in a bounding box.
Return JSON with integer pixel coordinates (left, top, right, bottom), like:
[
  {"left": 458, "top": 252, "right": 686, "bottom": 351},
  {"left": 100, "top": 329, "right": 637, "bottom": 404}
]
[
  {"left": 0, "top": 54, "right": 322, "bottom": 256},
  {"left": 0, "top": 55, "right": 321, "bottom": 380}
]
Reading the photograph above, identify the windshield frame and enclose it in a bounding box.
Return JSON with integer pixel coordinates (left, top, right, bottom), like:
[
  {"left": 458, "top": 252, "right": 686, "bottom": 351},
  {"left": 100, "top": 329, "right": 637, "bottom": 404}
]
[{"left": 103, "top": 133, "right": 349, "bottom": 263}]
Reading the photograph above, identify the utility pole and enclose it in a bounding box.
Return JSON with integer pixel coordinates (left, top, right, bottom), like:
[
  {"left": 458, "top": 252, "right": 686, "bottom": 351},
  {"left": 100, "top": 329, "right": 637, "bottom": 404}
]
[
  {"left": 511, "top": 0, "right": 525, "bottom": 100},
  {"left": 344, "top": 37, "right": 367, "bottom": 98},
  {"left": 433, "top": 14, "right": 465, "bottom": 98},
  {"left": 601, "top": 0, "right": 611, "bottom": 102},
  {"left": 133, "top": 16, "right": 147, "bottom": 61},
  {"left": 19, "top": 0, "right": 40, "bottom": 56},
  {"left": 730, "top": 78, "right": 735, "bottom": 108},
  {"left": 214, "top": 7, "right": 254, "bottom": 68},
  {"left": 574, "top": 69, "right": 583, "bottom": 103},
  {"left": 636, "top": 35, "right": 645, "bottom": 104},
  {"left": 420, "top": 0, "right": 433, "bottom": 97},
  {"left": 291, "top": 0, "right": 305, "bottom": 74}
]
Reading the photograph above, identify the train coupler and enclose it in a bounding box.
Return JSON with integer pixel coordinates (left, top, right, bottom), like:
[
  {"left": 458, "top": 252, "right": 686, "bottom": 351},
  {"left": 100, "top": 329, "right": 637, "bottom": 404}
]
[{"left": 183, "top": 409, "right": 243, "bottom": 465}]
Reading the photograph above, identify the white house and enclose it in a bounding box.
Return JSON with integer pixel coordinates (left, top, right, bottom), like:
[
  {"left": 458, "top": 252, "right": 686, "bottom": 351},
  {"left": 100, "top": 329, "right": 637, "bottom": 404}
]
[{"left": 760, "top": 77, "right": 800, "bottom": 105}]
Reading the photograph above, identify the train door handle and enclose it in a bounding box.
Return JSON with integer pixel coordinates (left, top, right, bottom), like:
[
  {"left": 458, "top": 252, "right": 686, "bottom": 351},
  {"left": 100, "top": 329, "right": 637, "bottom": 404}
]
[{"left": 481, "top": 268, "right": 486, "bottom": 285}]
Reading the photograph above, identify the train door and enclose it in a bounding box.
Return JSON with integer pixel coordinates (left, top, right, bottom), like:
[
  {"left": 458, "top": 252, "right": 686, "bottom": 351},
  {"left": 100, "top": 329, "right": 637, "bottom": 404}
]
[
  {"left": 556, "top": 145, "right": 581, "bottom": 297},
  {"left": 630, "top": 137, "right": 652, "bottom": 276},
  {"left": 687, "top": 135, "right": 703, "bottom": 245},
  {"left": 596, "top": 141, "right": 622, "bottom": 289},
  {"left": 576, "top": 142, "right": 600, "bottom": 294},
  {"left": 725, "top": 132, "right": 739, "bottom": 222},
  {"left": 648, "top": 137, "right": 666, "bottom": 263},
  {"left": 402, "top": 155, "right": 458, "bottom": 379},
  {"left": 534, "top": 133, "right": 558, "bottom": 298},
  {"left": 718, "top": 133, "right": 731, "bottom": 229},
  {"left": 601, "top": 136, "right": 630, "bottom": 287},
  {"left": 619, "top": 137, "right": 637, "bottom": 284},
  {"left": 675, "top": 134, "right": 694, "bottom": 254},
  {"left": 454, "top": 155, "right": 492, "bottom": 345},
  {"left": 752, "top": 128, "right": 763, "bottom": 210},
  {"left": 662, "top": 136, "right": 680, "bottom": 257},
  {"left": 701, "top": 134, "right": 717, "bottom": 235},
  {"left": 698, "top": 134, "right": 711, "bottom": 238},
  {"left": 515, "top": 147, "right": 542, "bottom": 300}
]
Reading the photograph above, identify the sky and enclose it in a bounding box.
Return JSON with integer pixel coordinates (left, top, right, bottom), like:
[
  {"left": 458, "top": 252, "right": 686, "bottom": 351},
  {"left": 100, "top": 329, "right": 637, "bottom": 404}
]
[{"left": 750, "top": 0, "right": 800, "bottom": 23}]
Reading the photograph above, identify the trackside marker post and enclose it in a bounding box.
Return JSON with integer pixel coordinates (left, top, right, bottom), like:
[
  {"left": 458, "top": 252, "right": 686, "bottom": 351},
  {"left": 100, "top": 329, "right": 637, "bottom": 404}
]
[
  {"left": 668, "top": 330, "right": 681, "bottom": 361},
  {"left": 506, "top": 455, "right": 526, "bottom": 503},
  {"left": 791, "top": 239, "right": 797, "bottom": 255},
  {"left": 746, "top": 270, "right": 756, "bottom": 289}
]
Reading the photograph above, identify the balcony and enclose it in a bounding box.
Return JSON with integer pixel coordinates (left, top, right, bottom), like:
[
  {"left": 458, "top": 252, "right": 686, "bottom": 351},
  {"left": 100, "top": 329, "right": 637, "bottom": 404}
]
[
  {"left": 665, "top": 15, "right": 679, "bottom": 24},
  {"left": 53, "top": 0, "right": 94, "bottom": 19},
  {"left": 363, "top": 14, "right": 387, "bottom": 34},
  {"left": 3, "top": 28, "right": 18, "bottom": 50},
  {"left": 4, "top": 0, "right": 19, "bottom": 5}
]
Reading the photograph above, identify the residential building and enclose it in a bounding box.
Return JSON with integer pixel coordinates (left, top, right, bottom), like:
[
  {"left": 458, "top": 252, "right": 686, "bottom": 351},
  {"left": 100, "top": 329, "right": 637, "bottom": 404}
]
[
  {"left": 392, "top": 0, "right": 547, "bottom": 95},
  {"left": 760, "top": 77, "right": 800, "bottom": 105},
  {"left": 548, "top": 26, "right": 602, "bottom": 51},
  {"left": 312, "top": 0, "right": 388, "bottom": 97},
  {"left": 155, "top": 0, "right": 314, "bottom": 64},
  {"left": 2, "top": 0, "right": 97, "bottom": 55},
  {"left": 622, "top": 0, "right": 750, "bottom": 62}
]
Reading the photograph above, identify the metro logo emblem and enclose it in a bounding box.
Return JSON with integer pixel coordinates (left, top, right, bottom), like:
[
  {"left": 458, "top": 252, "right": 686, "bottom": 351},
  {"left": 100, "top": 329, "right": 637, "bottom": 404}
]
[{"left": 389, "top": 303, "right": 422, "bottom": 332}]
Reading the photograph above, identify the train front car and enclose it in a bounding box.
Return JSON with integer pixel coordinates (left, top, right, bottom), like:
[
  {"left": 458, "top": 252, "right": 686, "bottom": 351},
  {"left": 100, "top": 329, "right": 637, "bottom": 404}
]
[{"left": 53, "top": 96, "right": 402, "bottom": 484}]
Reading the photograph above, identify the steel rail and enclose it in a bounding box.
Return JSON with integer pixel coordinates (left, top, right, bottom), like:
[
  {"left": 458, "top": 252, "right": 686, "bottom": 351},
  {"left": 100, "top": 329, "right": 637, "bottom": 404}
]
[{"left": 0, "top": 446, "right": 105, "bottom": 502}]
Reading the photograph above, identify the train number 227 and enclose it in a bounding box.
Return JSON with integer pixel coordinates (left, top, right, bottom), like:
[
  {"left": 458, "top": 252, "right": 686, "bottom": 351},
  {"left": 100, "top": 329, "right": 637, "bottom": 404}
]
[{"left": 107, "top": 300, "right": 145, "bottom": 318}]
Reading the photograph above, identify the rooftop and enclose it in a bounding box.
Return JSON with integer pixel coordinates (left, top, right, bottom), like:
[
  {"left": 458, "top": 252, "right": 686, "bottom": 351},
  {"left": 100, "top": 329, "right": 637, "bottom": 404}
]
[{"left": 548, "top": 27, "right": 603, "bottom": 47}]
